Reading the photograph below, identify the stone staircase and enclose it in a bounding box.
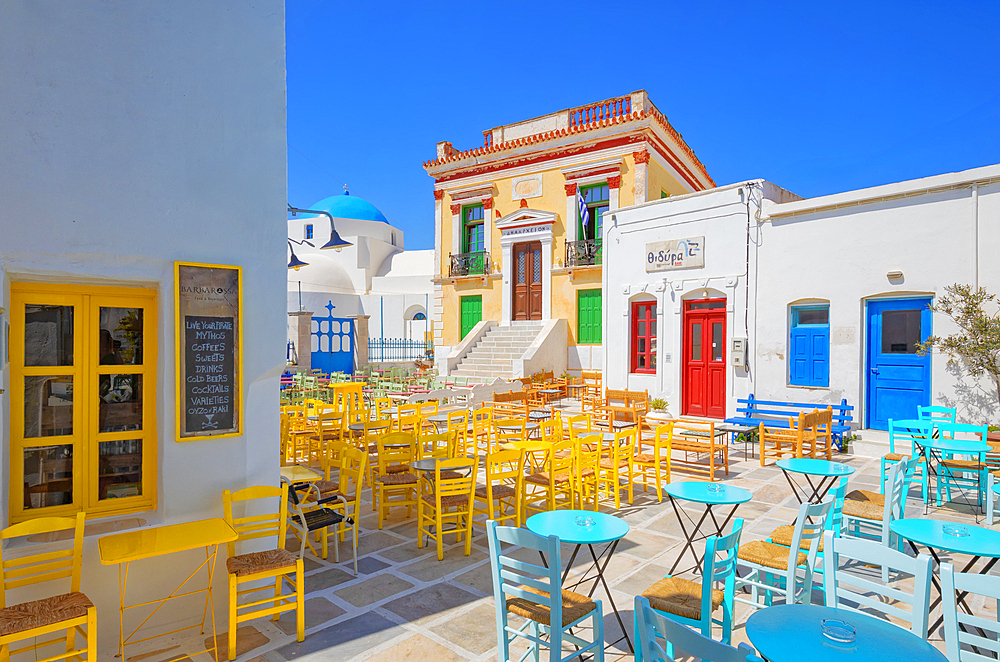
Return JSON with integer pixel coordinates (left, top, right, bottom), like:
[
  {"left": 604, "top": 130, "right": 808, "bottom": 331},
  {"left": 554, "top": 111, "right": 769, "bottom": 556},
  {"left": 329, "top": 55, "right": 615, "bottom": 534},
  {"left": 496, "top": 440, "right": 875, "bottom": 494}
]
[{"left": 450, "top": 321, "right": 545, "bottom": 381}]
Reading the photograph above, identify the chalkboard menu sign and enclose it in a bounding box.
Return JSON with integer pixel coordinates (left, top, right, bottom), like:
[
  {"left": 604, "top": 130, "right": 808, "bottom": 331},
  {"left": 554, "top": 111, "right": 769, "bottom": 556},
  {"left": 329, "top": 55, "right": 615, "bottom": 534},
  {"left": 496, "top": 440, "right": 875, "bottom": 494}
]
[{"left": 175, "top": 263, "right": 242, "bottom": 441}]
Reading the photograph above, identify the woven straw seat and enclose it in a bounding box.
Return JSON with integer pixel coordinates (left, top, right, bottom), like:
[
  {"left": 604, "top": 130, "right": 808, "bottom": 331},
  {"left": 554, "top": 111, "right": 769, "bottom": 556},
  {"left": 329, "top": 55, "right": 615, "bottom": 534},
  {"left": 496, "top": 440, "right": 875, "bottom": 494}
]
[
  {"left": 438, "top": 470, "right": 465, "bottom": 480},
  {"left": 525, "top": 472, "right": 572, "bottom": 485},
  {"left": 738, "top": 540, "right": 807, "bottom": 570},
  {"left": 940, "top": 458, "right": 984, "bottom": 470},
  {"left": 226, "top": 549, "right": 297, "bottom": 577},
  {"left": 634, "top": 453, "right": 667, "bottom": 464},
  {"left": 554, "top": 450, "right": 573, "bottom": 459},
  {"left": 845, "top": 489, "right": 884, "bottom": 506},
  {"left": 421, "top": 493, "right": 470, "bottom": 508},
  {"left": 769, "top": 525, "right": 825, "bottom": 552},
  {"left": 376, "top": 471, "right": 417, "bottom": 485},
  {"left": 506, "top": 586, "right": 596, "bottom": 627},
  {"left": 599, "top": 458, "right": 629, "bottom": 469},
  {"left": 882, "top": 452, "right": 909, "bottom": 461},
  {"left": 579, "top": 467, "right": 596, "bottom": 478},
  {"left": 641, "top": 576, "right": 723, "bottom": 621},
  {"left": 475, "top": 484, "right": 516, "bottom": 500},
  {"left": 312, "top": 481, "right": 345, "bottom": 497},
  {"left": 0, "top": 592, "right": 93, "bottom": 636},
  {"left": 842, "top": 496, "right": 883, "bottom": 520}
]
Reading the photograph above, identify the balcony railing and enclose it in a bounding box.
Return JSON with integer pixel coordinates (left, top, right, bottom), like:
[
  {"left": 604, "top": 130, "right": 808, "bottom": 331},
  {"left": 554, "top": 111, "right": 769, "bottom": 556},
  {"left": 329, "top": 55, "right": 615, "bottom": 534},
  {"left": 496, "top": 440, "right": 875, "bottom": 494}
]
[
  {"left": 449, "top": 251, "right": 490, "bottom": 277},
  {"left": 565, "top": 239, "right": 602, "bottom": 267}
]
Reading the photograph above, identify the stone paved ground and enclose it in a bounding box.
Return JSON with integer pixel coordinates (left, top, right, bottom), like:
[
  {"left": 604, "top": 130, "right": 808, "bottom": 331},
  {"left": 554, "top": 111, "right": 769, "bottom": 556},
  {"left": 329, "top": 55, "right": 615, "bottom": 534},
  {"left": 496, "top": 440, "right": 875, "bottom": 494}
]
[{"left": 137, "top": 408, "right": 995, "bottom": 662}]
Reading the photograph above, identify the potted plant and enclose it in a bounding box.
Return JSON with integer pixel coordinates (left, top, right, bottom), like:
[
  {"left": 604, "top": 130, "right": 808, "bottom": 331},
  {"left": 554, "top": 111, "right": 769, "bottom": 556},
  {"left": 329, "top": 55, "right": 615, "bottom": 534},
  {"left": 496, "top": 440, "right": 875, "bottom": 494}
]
[{"left": 645, "top": 397, "right": 672, "bottom": 425}]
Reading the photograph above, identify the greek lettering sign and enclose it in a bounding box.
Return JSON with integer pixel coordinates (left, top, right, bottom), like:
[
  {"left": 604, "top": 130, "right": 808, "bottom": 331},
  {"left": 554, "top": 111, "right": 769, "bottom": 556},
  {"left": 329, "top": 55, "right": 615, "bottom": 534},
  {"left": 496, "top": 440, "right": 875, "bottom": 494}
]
[
  {"left": 645, "top": 236, "right": 704, "bottom": 272},
  {"left": 175, "top": 262, "right": 243, "bottom": 441}
]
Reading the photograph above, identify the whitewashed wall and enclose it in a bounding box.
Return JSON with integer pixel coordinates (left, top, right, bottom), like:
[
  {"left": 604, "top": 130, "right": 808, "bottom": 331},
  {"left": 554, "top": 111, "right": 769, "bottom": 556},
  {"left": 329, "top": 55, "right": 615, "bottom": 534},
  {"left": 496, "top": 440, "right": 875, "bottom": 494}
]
[{"left": 0, "top": 0, "right": 286, "bottom": 649}]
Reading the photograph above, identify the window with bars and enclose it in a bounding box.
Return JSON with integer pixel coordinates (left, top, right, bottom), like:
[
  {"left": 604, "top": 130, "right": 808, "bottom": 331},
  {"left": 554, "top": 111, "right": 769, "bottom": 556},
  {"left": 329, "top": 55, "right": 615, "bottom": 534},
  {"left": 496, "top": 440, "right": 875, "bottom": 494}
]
[
  {"left": 579, "top": 184, "right": 608, "bottom": 241},
  {"left": 631, "top": 301, "right": 657, "bottom": 374},
  {"left": 463, "top": 204, "right": 485, "bottom": 253}
]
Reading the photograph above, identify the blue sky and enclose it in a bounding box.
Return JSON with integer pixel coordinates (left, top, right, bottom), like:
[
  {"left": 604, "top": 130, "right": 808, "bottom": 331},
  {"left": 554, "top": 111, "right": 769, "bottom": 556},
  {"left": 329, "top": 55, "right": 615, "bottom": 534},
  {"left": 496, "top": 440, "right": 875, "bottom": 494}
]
[{"left": 287, "top": 1, "right": 1000, "bottom": 250}]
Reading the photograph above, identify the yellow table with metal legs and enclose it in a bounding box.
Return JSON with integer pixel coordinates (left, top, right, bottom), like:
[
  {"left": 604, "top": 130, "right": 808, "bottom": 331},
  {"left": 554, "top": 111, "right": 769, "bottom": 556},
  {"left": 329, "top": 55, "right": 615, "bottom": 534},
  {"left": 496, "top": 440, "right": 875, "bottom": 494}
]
[{"left": 98, "top": 518, "right": 239, "bottom": 662}]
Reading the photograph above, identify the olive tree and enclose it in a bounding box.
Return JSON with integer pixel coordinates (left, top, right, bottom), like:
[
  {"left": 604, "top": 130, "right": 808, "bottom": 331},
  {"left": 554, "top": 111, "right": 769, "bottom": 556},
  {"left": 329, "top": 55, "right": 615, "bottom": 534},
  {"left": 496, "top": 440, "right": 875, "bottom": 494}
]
[{"left": 917, "top": 284, "right": 1000, "bottom": 410}]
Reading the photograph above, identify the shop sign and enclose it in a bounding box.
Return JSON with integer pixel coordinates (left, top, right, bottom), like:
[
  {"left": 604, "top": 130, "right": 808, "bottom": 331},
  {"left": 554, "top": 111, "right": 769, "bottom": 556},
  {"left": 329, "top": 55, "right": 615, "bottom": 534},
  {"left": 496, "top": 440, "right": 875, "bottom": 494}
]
[{"left": 645, "top": 236, "right": 704, "bottom": 272}]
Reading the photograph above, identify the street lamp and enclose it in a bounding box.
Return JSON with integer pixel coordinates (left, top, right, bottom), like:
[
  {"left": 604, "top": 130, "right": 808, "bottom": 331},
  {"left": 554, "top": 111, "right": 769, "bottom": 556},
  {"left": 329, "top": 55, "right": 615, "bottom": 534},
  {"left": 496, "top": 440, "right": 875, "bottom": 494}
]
[
  {"left": 288, "top": 204, "right": 352, "bottom": 252},
  {"left": 287, "top": 239, "right": 312, "bottom": 270}
]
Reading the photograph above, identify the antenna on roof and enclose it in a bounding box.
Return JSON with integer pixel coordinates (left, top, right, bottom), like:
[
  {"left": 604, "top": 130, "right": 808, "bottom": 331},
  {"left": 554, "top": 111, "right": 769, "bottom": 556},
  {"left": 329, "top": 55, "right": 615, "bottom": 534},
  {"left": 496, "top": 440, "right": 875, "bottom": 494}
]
[{"left": 343, "top": 184, "right": 349, "bottom": 195}]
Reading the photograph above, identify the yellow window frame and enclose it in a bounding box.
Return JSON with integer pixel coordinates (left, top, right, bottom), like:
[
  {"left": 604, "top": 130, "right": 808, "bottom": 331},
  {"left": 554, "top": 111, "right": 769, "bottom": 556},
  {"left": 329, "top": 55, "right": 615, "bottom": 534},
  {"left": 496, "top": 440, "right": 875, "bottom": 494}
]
[{"left": 9, "top": 283, "right": 158, "bottom": 524}]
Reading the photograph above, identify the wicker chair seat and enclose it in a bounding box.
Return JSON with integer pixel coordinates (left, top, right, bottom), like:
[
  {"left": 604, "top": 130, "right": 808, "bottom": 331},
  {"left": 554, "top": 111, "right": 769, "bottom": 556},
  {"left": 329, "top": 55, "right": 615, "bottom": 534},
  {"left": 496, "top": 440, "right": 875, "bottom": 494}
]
[
  {"left": 226, "top": 549, "right": 297, "bottom": 577},
  {"left": 0, "top": 592, "right": 93, "bottom": 636},
  {"left": 312, "top": 481, "right": 345, "bottom": 497},
  {"left": 641, "top": 576, "right": 722, "bottom": 621},
  {"left": 506, "top": 586, "right": 596, "bottom": 627},
  {"left": 421, "top": 493, "right": 470, "bottom": 508},
  {"left": 940, "top": 458, "right": 984, "bottom": 470},
  {"left": 525, "top": 471, "right": 572, "bottom": 486},
  {"left": 377, "top": 472, "right": 417, "bottom": 485},
  {"left": 738, "top": 540, "right": 806, "bottom": 570},
  {"left": 769, "top": 525, "right": 825, "bottom": 552},
  {"left": 599, "top": 458, "right": 629, "bottom": 470},
  {"left": 845, "top": 489, "right": 884, "bottom": 506},
  {"left": 475, "top": 484, "right": 516, "bottom": 500},
  {"left": 634, "top": 453, "right": 667, "bottom": 464},
  {"left": 842, "top": 496, "right": 883, "bottom": 520}
]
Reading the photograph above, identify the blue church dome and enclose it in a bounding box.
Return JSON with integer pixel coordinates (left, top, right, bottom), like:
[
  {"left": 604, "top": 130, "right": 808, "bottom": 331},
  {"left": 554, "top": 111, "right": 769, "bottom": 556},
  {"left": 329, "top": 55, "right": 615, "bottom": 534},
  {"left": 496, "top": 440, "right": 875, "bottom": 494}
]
[{"left": 309, "top": 189, "right": 388, "bottom": 224}]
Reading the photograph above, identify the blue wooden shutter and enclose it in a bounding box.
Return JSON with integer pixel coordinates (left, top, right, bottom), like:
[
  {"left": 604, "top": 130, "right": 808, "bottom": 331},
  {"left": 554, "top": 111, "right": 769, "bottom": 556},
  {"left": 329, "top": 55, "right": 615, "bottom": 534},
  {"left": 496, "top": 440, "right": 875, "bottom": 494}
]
[{"left": 790, "top": 307, "right": 829, "bottom": 387}]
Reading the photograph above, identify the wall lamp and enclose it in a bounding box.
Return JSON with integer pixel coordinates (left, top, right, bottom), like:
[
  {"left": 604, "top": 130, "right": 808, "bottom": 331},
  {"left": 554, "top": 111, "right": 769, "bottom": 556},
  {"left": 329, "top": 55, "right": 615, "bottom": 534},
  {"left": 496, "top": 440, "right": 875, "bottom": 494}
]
[
  {"left": 287, "top": 239, "right": 312, "bottom": 271},
  {"left": 288, "top": 204, "right": 352, "bottom": 252}
]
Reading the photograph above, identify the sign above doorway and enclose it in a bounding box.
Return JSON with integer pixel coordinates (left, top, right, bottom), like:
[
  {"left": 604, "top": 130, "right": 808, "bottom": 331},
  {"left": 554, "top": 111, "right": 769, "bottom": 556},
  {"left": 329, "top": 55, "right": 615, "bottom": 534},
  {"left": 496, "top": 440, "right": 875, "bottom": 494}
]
[{"left": 645, "top": 236, "right": 705, "bottom": 272}]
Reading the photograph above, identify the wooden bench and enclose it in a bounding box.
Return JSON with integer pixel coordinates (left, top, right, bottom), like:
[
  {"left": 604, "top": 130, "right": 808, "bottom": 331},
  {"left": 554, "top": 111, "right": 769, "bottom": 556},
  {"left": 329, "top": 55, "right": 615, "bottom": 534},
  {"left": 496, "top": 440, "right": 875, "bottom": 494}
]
[
  {"left": 724, "top": 394, "right": 853, "bottom": 451},
  {"left": 669, "top": 419, "right": 729, "bottom": 481}
]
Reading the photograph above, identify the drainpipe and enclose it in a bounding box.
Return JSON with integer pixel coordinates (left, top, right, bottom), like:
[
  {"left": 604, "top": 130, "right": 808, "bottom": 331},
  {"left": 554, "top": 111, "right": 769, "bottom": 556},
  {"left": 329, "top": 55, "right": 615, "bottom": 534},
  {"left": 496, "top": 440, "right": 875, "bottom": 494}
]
[{"left": 972, "top": 184, "right": 980, "bottom": 289}]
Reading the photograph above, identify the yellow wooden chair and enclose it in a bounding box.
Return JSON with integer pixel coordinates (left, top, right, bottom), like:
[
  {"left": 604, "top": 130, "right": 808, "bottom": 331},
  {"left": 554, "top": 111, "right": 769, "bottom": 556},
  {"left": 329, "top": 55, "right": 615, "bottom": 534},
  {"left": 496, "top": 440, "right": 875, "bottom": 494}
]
[
  {"left": 470, "top": 407, "right": 494, "bottom": 456},
  {"left": 474, "top": 448, "right": 526, "bottom": 527},
  {"left": 417, "top": 430, "right": 458, "bottom": 460},
  {"left": 375, "top": 432, "right": 419, "bottom": 529},
  {"left": 494, "top": 418, "right": 527, "bottom": 452},
  {"left": 525, "top": 438, "right": 576, "bottom": 516},
  {"left": 223, "top": 486, "right": 304, "bottom": 660},
  {"left": 417, "top": 459, "right": 477, "bottom": 561},
  {"left": 574, "top": 438, "right": 601, "bottom": 511},
  {"left": 447, "top": 410, "right": 472, "bottom": 459},
  {"left": 599, "top": 428, "right": 636, "bottom": 508},
  {"left": 310, "top": 408, "right": 345, "bottom": 458},
  {"left": 539, "top": 418, "right": 561, "bottom": 446},
  {"left": 759, "top": 412, "right": 813, "bottom": 466},
  {"left": 634, "top": 422, "right": 673, "bottom": 501},
  {"left": 0, "top": 513, "right": 96, "bottom": 662},
  {"left": 374, "top": 397, "right": 392, "bottom": 419}
]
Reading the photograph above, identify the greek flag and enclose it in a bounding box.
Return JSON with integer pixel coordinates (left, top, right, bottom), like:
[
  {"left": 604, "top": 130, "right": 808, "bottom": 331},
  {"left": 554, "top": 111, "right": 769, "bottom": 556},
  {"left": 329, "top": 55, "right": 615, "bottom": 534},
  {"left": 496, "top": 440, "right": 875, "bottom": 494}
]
[{"left": 578, "top": 190, "right": 590, "bottom": 229}]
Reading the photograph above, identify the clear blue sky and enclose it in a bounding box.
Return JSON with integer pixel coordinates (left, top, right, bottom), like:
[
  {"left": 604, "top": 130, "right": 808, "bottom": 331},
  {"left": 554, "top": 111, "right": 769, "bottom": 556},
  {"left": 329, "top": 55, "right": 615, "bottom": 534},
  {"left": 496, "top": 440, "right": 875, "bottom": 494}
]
[{"left": 287, "top": 1, "right": 1000, "bottom": 250}]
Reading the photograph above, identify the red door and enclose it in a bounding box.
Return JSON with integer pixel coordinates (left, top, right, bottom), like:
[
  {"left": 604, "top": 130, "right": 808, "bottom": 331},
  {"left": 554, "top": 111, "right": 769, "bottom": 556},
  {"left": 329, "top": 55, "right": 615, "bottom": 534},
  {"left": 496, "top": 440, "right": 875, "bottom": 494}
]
[
  {"left": 512, "top": 241, "right": 542, "bottom": 321},
  {"left": 683, "top": 299, "right": 726, "bottom": 418}
]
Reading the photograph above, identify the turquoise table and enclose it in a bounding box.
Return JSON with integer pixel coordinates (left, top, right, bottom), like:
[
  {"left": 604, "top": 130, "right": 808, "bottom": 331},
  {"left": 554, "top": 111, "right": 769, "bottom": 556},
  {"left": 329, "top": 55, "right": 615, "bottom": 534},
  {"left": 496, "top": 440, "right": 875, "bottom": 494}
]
[
  {"left": 526, "top": 510, "right": 632, "bottom": 654},
  {"left": 663, "top": 481, "right": 752, "bottom": 575},
  {"left": 777, "top": 458, "right": 855, "bottom": 504},
  {"left": 913, "top": 436, "right": 990, "bottom": 514},
  {"left": 746, "top": 604, "right": 946, "bottom": 661},
  {"left": 891, "top": 517, "right": 1000, "bottom": 634}
]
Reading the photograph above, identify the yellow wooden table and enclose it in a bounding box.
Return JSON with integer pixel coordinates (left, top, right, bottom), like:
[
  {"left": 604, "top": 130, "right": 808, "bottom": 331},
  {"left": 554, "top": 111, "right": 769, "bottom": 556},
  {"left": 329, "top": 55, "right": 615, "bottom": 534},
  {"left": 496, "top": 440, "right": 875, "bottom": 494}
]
[
  {"left": 280, "top": 464, "right": 321, "bottom": 483},
  {"left": 99, "top": 518, "right": 238, "bottom": 662}
]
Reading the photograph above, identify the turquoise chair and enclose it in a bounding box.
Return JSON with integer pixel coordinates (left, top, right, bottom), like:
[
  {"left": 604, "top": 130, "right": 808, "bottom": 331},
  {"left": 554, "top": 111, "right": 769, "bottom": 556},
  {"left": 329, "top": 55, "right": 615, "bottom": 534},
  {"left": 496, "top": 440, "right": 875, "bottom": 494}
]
[
  {"left": 882, "top": 419, "right": 932, "bottom": 504},
  {"left": 918, "top": 404, "right": 957, "bottom": 424},
  {"left": 936, "top": 421, "right": 990, "bottom": 508},
  {"left": 987, "top": 472, "right": 999, "bottom": 525},
  {"left": 635, "top": 520, "right": 743, "bottom": 660},
  {"left": 843, "top": 459, "right": 909, "bottom": 582},
  {"left": 823, "top": 531, "right": 933, "bottom": 638},
  {"left": 485, "top": 520, "right": 604, "bottom": 662},
  {"left": 941, "top": 562, "right": 1000, "bottom": 661},
  {"left": 634, "top": 596, "right": 762, "bottom": 662}
]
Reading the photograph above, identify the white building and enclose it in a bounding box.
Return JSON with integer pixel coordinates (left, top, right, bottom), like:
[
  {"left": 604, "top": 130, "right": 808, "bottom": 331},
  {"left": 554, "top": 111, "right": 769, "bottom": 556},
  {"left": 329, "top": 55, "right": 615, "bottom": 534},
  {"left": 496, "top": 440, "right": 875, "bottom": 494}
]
[
  {"left": 1, "top": 0, "right": 285, "bottom": 651},
  {"left": 603, "top": 164, "right": 1000, "bottom": 434},
  {"left": 286, "top": 192, "right": 434, "bottom": 370}
]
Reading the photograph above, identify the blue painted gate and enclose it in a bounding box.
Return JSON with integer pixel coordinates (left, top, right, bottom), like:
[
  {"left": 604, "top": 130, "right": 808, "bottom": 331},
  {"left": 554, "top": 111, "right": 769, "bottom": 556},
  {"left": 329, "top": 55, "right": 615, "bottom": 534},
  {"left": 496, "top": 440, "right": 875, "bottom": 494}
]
[
  {"left": 311, "top": 301, "right": 354, "bottom": 375},
  {"left": 865, "top": 297, "right": 932, "bottom": 430}
]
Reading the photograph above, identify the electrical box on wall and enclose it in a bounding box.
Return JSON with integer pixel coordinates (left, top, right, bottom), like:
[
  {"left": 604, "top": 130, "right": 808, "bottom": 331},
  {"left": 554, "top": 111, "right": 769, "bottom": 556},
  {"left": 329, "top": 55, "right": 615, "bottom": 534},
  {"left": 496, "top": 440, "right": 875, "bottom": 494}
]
[{"left": 731, "top": 338, "right": 747, "bottom": 368}]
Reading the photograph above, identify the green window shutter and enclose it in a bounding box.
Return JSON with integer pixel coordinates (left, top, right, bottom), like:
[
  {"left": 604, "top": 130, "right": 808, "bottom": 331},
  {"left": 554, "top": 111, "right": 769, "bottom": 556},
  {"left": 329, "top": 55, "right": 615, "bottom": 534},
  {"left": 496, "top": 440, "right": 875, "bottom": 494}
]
[
  {"left": 460, "top": 295, "right": 482, "bottom": 340},
  {"left": 577, "top": 289, "right": 602, "bottom": 344}
]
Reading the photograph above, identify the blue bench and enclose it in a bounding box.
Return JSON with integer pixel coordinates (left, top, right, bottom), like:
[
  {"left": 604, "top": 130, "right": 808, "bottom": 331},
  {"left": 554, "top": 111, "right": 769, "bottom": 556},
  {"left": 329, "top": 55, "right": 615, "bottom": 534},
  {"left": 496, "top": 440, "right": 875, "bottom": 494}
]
[{"left": 724, "top": 394, "right": 854, "bottom": 452}]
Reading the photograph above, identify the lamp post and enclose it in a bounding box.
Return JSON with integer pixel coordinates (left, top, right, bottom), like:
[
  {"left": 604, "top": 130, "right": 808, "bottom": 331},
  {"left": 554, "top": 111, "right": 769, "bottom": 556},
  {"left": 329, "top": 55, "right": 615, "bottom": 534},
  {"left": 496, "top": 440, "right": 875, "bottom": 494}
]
[{"left": 288, "top": 204, "right": 352, "bottom": 252}]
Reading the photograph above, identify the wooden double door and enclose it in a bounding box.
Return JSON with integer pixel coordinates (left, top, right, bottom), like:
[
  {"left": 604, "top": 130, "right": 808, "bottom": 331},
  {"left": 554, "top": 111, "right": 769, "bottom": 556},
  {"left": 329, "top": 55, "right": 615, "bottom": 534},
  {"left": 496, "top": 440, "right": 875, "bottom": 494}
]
[
  {"left": 682, "top": 299, "right": 727, "bottom": 418},
  {"left": 512, "top": 241, "right": 542, "bottom": 321}
]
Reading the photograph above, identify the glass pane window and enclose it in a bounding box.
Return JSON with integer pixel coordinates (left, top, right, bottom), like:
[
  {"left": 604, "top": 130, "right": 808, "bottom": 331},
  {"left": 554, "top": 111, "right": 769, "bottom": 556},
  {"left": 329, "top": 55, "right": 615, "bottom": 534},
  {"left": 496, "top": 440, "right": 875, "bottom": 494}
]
[
  {"left": 24, "top": 444, "right": 73, "bottom": 509},
  {"left": 99, "top": 439, "right": 142, "bottom": 500},
  {"left": 24, "top": 376, "right": 73, "bottom": 438},
  {"left": 464, "top": 223, "right": 484, "bottom": 253},
  {"left": 712, "top": 322, "right": 723, "bottom": 362},
  {"left": 631, "top": 301, "right": 657, "bottom": 374},
  {"left": 99, "top": 374, "right": 143, "bottom": 432},
  {"left": 25, "top": 305, "right": 74, "bottom": 366},
  {"left": 581, "top": 184, "right": 609, "bottom": 204},
  {"left": 691, "top": 323, "right": 702, "bottom": 360},
  {"left": 100, "top": 307, "right": 143, "bottom": 365},
  {"left": 796, "top": 307, "right": 829, "bottom": 326},
  {"left": 882, "top": 310, "right": 921, "bottom": 354}
]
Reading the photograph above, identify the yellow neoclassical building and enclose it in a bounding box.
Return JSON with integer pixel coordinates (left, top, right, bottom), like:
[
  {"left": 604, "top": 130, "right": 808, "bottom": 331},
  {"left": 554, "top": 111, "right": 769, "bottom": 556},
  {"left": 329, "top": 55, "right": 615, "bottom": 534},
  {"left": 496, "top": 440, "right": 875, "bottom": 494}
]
[{"left": 425, "top": 90, "right": 713, "bottom": 379}]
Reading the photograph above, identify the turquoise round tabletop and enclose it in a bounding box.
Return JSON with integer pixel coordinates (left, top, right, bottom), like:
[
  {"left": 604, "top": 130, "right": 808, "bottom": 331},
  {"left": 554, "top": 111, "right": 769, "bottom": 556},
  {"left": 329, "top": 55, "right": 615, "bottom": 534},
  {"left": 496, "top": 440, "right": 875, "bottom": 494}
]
[
  {"left": 777, "top": 458, "right": 856, "bottom": 477},
  {"left": 746, "top": 604, "right": 947, "bottom": 662},
  {"left": 890, "top": 518, "right": 1000, "bottom": 557},
  {"left": 663, "top": 481, "right": 752, "bottom": 505},
  {"left": 917, "top": 437, "right": 989, "bottom": 454},
  {"left": 526, "top": 510, "right": 629, "bottom": 545}
]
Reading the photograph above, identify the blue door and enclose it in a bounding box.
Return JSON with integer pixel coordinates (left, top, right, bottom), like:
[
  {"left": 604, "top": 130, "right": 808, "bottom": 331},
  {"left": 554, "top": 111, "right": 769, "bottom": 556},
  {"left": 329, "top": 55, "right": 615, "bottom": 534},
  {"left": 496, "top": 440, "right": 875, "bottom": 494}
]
[
  {"left": 865, "top": 297, "right": 932, "bottom": 430},
  {"left": 311, "top": 301, "right": 354, "bottom": 375}
]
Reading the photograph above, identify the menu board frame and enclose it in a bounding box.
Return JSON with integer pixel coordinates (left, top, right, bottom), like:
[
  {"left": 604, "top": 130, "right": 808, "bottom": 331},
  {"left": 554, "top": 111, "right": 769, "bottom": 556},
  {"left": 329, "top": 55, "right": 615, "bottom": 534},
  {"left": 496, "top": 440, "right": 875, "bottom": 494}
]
[{"left": 174, "top": 261, "right": 244, "bottom": 442}]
